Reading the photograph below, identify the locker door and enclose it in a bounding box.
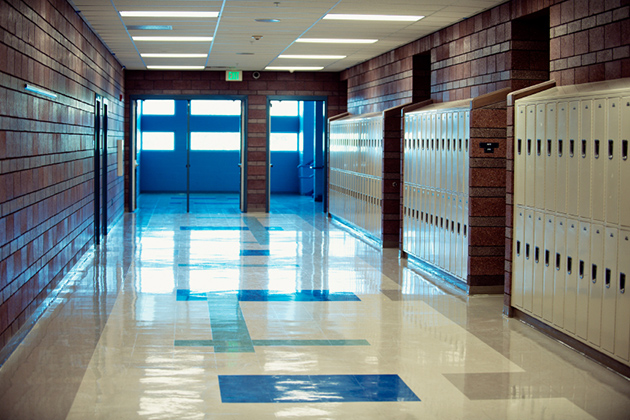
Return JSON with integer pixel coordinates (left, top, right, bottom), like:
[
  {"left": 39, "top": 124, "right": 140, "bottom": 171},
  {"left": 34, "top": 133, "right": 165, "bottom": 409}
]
[
  {"left": 615, "top": 231, "right": 630, "bottom": 361},
  {"left": 535, "top": 103, "right": 546, "bottom": 209},
  {"left": 579, "top": 100, "right": 592, "bottom": 219},
  {"left": 458, "top": 197, "right": 465, "bottom": 279},
  {"left": 462, "top": 199, "right": 469, "bottom": 281},
  {"left": 403, "top": 185, "right": 409, "bottom": 252},
  {"left": 606, "top": 97, "right": 620, "bottom": 225},
  {"left": 543, "top": 215, "right": 555, "bottom": 322},
  {"left": 523, "top": 209, "right": 535, "bottom": 313},
  {"left": 545, "top": 102, "right": 557, "bottom": 212},
  {"left": 463, "top": 112, "right": 470, "bottom": 197},
  {"left": 556, "top": 102, "right": 568, "bottom": 215},
  {"left": 621, "top": 99, "right": 630, "bottom": 228},
  {"left": 567, "top": 101, "right": 580, "bottom": 216},
  {"left": 601, "top": 227, "right": 618, "bottom": 354},
  {"left": 525, "top": 105, "right": 537, "bottom": 207},
  {"left": 430, "top": 114, "right": 437, "bottom": 190},
  {"left": 588, "top": 224, "right": 605, "bottom": 347},
  {"left": 576, "top": 221, "right": 591, "bottom": 340},
  {"left": 458, "top": 112, "right": 466, "bottom": 195},
  {"left": 553, "top": 217, "right": 567, "bottom": 329},
  {"left": 444, "top": 193, "right": 452, "bottom": 273},
  {"left": 565, "top": 219, "right": 579, "bottom": 335},
  {"left": 447, "top": 113, "right": 454, "bottom": 193},
  {"left": 512, "top": 208, "right": 526, "bottom": 309},
  {"left": 514, "top": 105, "right": 527, "bottom": 206},
  {"left": 591, "top": 99, "right": 606, "bottom": 223},
  {"left": 420, "top": 188, "right": 428, "bottom": 261},
  {"left": 441, "top": 113, "right": 448, "bottom": 193},
  {"left": 533, "top": 212, "right": 546, "bottom": 317}
]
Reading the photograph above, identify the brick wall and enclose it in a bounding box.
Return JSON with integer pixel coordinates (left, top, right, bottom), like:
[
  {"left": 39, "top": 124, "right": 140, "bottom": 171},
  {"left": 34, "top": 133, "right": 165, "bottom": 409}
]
[
  {"left": 124, "top": 70, "right": 346, "bottom": 212},
  {"left": 0, "top": 0, "right": 125, "bottom": 352}
]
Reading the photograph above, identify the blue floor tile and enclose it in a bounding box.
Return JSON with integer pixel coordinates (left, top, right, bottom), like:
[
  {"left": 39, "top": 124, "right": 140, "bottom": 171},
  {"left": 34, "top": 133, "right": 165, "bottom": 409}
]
[
  {"left": 237, "top": 290, "right": 360, "bottom": 301},
  {"left": 176, "top": 290, "right": 207, "bottom": 301},
  {"left": 218, "top": 374, "right": 420, "bottom": 403},
  {"left": 180, "top": 226, "right": 248, "bottom": 231},
  {"left": 239, "top": 250, "right": 270, "bottom": 256}
]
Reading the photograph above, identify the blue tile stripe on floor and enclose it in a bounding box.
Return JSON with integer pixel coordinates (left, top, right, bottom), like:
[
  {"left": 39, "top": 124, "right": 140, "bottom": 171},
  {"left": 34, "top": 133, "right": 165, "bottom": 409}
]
[
  {"left": 218, "top": 374, "right": 421, "bottom": 403},
  {"left": 207, "top": 291, "right": 254, "bottom": 353},
  {"left": 175, "top": 339, "right": 370, "bottom": 347},
  {"left": 176, "top": 290, "right": 360, "bottom": 302}
]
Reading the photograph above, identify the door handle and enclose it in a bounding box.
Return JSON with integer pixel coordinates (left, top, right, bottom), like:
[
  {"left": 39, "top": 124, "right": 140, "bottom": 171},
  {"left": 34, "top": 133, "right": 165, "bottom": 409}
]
[
  {"left": 310, "top": 165, "right": 324, "bottom": 169},
  {"left": 270, "top": 164, "right": 274, "bottom": 167}
]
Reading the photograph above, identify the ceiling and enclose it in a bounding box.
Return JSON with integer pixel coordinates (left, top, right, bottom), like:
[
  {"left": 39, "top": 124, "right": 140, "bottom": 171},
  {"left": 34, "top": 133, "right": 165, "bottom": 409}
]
[{"left": 69, "top": 0, "right": 507, "bottom": 72}]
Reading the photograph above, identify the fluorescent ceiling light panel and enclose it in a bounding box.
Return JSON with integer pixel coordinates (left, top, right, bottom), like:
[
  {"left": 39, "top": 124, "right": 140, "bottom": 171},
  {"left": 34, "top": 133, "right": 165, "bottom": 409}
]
[
  {"left": 279, "top": 55, "right": 346, "bottom": 59},
  {"left": 324, "top": 14, "right": 424, "bottom": 21},
  {"left": 126, "top": 25, "right": 172, "bottom": 30},
  {"left": 133, "top": 36, "right": 213, "bottom": 42},
  {"left": 295, "top": 38, "right": 377, "bottom": 44},
  {"left": 120, "top": 11, "right": 219, "bottom": 18},
  {"left": 141, "top": 53, "right": 207, "bottom": 58},
  {"left": 147, "top": 65, "right": 206, "bottom": 70},
  {"left": 265, "top": 66, "right": 324, "bottom": 71}
]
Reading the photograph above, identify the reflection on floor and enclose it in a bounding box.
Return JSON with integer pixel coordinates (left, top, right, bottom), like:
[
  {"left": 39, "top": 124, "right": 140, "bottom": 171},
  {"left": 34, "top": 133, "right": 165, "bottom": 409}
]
[{"left": 0, "top": 193, "right": 629, "bottom": 419}]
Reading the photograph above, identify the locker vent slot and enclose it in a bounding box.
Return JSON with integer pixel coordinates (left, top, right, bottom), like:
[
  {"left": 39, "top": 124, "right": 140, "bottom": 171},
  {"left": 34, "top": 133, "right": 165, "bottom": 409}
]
[
  {"left": 594, "top": 139, "right": 600, "bottom": 159},
  {"left": 535, "top": 246, "right": 540, "bottom": 263},
  {"left": 556, "top": 253, "right": 561, "bottom": 270},
  {"left": 545, "top": 250, "right": 550, "bottom": 266},
  {"left": 608, "top": 140, "right": 614, "bottom": 160},
  {"left": 527, "top": 139, "right": 532, "bottom": 155},
  {"left": 582, "top": 140, "right": 587, "bottom": 158},
  {"left": 558, "top": 139, "right": 563, "bottom": 157},
  {"left": 579, "top": 260, "right": 585, "bottom": 279},
  {"left": 568, "top": 257, "right": 573, "bottom": 274},
  {"left": 623, "top": 140, "right": 628, "bottom": 160},
  {"left": 570, "top": 140, "right": 575, "bottom": 157},
  {"left": 518, "top": 139, "right": 522, "bottom": 155},
  {"left": 592, "top": 264, "right": 598, "bottom": 283},
  {"left": 516, "top": 241, "right": 521, "bottom": 256},
  {"left": 547, "top": 139, "right": 552, "bottom": 156},
  {"left": 526, "top": 243, "right": 530, "bottom": 260},
  {"left": 621, "top": 273, "right": 626, "bottom": 294},
  {"left": 605, "top": 268, "right": 611, "bottom": 288}
]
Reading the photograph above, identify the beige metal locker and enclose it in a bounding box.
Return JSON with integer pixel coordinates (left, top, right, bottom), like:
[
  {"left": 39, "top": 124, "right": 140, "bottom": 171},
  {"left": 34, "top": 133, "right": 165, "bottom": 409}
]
[
  {"left": 533, "top": 212, "right": 546, "bottom": 316},
  {"left": 553, "top": 217, "right": 567, "bottom": 329},
  {"left": 565, "top": 219, "right": 579, "bottom": 335},
  {"left": 614, "top": 231, "right": 630, "bottom": 361},
  {"left": 556, "top": 102, "right": 568, "bottom": 215},
  {"left": 543, "top": 215, "right": 555, "bottom": 321},
  {"left": 591, "top": 99, "right": 606, "bottom": 223},
  {"left": 545, "top": 102, "right": 557, "bottom": 212},
  {"left": 588, "top": 224, "right": 605, "bottom": 347},
  {"left": 567, "top": 101, "right": 580, "bottom": 216},
  {"left": 535, "top": 104, "right": 546, "bottom": 209},
  {"left": 576, "top": 221, "right": 591, "bottom": 339},
  {"left": 523, "top": 209, "right": 535, "bottom": 313},
  {"left": 606, "top": 98, "right": 619, "bottom": 225},
  {"left": 601, "top": 227, "right": 618, "bottom": 354},
  {"left": 579, "top": 100, "right": 592, "bottom": 219},
  {"left": 515, "top": 105, "right": 527, "bottom": 206},
  {"left": 513, "top": 208, "right": 526, "bottom": 309},
  {"left": 621, "top": 99, "right": 630, "bottom": 228},
  {"left": 525, "top": 105, "right": 537, "bottom": 207}
]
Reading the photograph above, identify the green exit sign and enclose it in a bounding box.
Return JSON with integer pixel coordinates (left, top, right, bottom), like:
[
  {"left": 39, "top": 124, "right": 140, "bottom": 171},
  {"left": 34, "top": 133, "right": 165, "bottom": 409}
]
[{"left": 226, "top": 70, "right": 242, "bottom": 81}]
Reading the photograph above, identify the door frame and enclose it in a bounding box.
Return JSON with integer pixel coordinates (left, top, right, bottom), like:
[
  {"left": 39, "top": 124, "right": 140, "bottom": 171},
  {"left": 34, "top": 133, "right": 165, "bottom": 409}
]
[
  {"left": 128, "top": 94, "right": 248, "bottom": 212},
  {"left": 265, "top": 95, "right": 328, "bottom": 213},
  {"left": 94, "top": 94, "right": 109, "bottom": 244}
]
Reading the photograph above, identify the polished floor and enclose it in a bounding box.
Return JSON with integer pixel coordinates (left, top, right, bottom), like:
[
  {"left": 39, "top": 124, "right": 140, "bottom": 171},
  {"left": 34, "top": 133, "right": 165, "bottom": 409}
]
[{"left": 1, "top": 193, "right": 629, "bottom": 419}]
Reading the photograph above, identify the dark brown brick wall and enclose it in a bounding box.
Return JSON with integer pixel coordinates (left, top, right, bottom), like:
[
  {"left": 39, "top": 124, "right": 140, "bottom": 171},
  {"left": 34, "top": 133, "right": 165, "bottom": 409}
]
[
  {"left": 0, "top": 0, "right": 125, "bottom": 351},
  {"left": 123, "top": 70, "right": 347, "bottom": 212}
]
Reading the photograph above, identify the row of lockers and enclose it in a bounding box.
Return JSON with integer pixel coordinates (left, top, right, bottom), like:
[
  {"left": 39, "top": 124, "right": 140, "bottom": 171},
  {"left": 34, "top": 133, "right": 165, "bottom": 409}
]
[
  {"left": 514, "top": 97, "right": 630, "bottom": 227},
  {"left": 329, "top": 116, "right": 383, "bottom": 179},
  {"left": 402, "top": 185, "right": 469, "bottom": 280},
  {"left": 329, "top": 169, "right": 383, "bottom": 241},
  {"left": 403, "top": 109, "right": 471, "bottom": 194},
  {"left": 512, "top": 207, "right": 630, "bottom": 363}
]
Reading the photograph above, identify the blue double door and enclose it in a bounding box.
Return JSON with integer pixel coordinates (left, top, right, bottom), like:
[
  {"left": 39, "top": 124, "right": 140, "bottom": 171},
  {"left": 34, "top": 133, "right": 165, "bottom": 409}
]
[{"left": 140, "top": 99, "right": 243, "bottom": 193}]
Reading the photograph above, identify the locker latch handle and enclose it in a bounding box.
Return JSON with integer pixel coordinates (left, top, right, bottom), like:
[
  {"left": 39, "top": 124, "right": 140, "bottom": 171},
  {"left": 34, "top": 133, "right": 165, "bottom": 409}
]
[
  {"left": 525, "top": 244, "right": 530, "bottom": 260},
  {"left": 516, "top": 241, "right": 521, "bottom": 256},
  {"left": 556, "top": 253, "right": 561, "bottom": 271},
  {"left": 558, "top": 139, "right": 563, "bottom": 157},
  {"left": 605, "top": 268, "right": 611, "bottom": 288},
  {"left": 623, "top": 140, "right": 628, "bottom": 160},
  {"left": 582, "top": 140, "right": 587, "bottom": 158},
  {"left": 608, "top": 140, "right": 614, "bottom": 160},
  {"left": 535, "top": 246, "right": 540, "bottom": 264},
  {"left": 517, "top": 139, "right": 522, "bottom": 155},
  {"left": 545, "top": 250, "right": 550, "bottom": 267},
  {"left": 527, "top": 139, "right": 532, "bottom": 155},
  {"left": 570, "top": 140, "right": 575, "bottom": 157},
  {"left": 567, "top": 257, "right": 573, "bottom": 274},
  {"left": 592, "top": 264, "right": 598, "bottom": 284},
  {"left": 547, "top": 139, "right": 552, "bottom": 157},
  {"left": 621, "top": 273, "right": 626, "bottom": 294},
  {"left": 537, "top": 139, "right": 542, "bottom": 156},
  {"left": 594, "top": 139, "right": 600, "bottom": 159},
  {"left": 579, "top": 260, "right": 585, "bottom": 279}
]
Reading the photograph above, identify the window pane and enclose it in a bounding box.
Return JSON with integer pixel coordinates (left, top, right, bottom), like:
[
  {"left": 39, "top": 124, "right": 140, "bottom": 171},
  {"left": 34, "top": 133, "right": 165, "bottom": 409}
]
[
  {"left": 142, "top": 132, "right": 175, "bottom": 150},
  {"left": 270, "top": 100, "right": 298, "bottom": 116},
  {"left": 142, "top": 100, "right": 175, "bottom": 115},
  {"left": 191, "top": 132, "right": 240, "bottom": 151},
  {"left": 270, "top": 133, "right": 298, "bottom": 151},
  {"left": 191, "top": 100, "right": 241, "bottom": 115}
]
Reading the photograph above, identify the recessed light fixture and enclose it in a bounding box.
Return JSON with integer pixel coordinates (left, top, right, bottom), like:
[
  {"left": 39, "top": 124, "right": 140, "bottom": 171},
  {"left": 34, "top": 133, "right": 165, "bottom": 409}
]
[
  {"left": 255, "top": 18, "right": 280, "bottom": 23},
  {"left": 120, "top": 11, "right": 219, "bottom": 18},
  {"left": 126, "top": 25, "right": 173, "bottom": 31},
  {"left": 141, "top": 53, "right": 207, "bottom": 58},
  {"left": 265, "top": 66, "right": 324, "bottom": 71},
  {"left": 147, "top": 65, "right": 206, "bottom": 70},
  {"left": 324, "top": 14, "right": 424, "bottom": 22},
  {"left": 295, "top": 38, "right": 377, "bottom": 44},
  {"left": 279, "top": 55, "right": 346, "bottom": 59},
  {"left": 133, "top": 36, "right": 213, "bottom": 42}
]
